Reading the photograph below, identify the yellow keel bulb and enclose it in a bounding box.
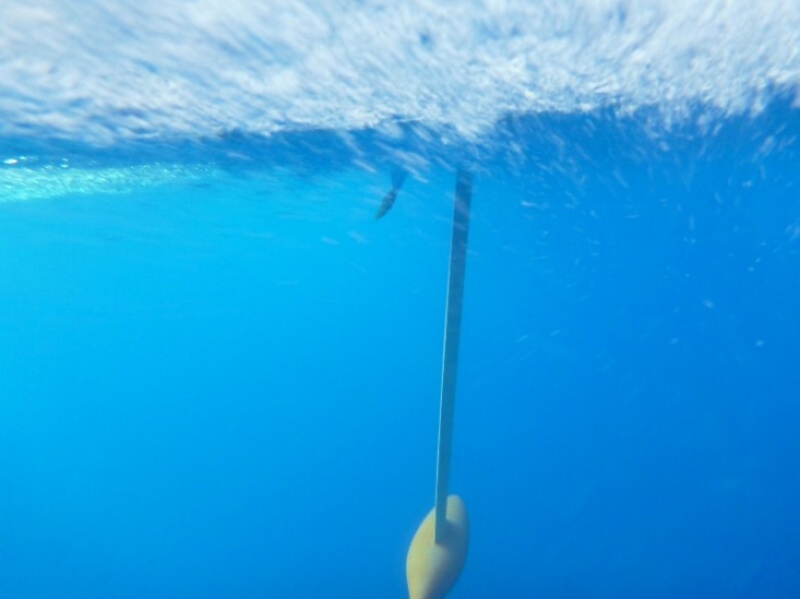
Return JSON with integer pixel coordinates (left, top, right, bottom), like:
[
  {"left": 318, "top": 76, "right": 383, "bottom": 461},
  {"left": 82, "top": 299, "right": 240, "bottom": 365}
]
[{"left": 406, "top": 495, "right": 469, "bottom": 599}]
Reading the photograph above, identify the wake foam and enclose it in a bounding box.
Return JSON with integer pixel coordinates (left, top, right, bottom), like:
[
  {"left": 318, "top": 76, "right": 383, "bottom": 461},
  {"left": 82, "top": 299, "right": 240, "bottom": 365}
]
[{"left": 1, "top": 0, "right": 799, "bottom": 144}]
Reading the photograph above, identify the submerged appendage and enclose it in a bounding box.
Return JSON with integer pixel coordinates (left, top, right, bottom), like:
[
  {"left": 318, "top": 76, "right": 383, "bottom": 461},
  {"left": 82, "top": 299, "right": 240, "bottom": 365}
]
[
  {"left": 406, "top": 495, "right": 469, "bottom": 599},
  {"left": 375, "top": 168, "right": 408, "bottom": 219}
]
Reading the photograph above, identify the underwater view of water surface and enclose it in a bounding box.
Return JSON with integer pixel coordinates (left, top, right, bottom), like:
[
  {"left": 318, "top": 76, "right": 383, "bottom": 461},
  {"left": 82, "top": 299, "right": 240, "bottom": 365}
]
[{"left": 2, "top": 2, "right": 800, "bottom": 597}]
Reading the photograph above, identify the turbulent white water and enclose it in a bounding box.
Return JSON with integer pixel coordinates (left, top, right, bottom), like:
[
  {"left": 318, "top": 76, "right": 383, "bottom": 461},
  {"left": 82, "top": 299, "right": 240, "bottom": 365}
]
[
  {"left": 1, "top": 0, "right": 799, "bottom": 144},
  {"left": 0, "top": 159, "right": 223, "bottom": 202}
]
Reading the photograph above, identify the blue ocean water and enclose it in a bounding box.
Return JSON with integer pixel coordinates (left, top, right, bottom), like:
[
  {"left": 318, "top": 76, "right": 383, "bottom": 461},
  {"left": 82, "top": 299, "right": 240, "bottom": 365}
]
[{"left": 2, "top": 3, "right": 800, "bottom": 598}]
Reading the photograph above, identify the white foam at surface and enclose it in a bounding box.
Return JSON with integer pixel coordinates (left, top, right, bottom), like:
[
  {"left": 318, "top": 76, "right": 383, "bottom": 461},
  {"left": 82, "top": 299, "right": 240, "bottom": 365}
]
[
  {"left": 0, "top": 163, "right": 218, "bottom": 202},
  {"left": 1, "top": 0, "right": 799, "bottom": 144}
]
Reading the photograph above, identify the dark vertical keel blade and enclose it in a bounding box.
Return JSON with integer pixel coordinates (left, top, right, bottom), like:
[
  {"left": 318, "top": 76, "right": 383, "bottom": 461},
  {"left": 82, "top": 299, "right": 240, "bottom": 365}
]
[
  {"left": 434, "top": 169, "right": 472, "bottom": 543},
  {"left": 405, "top": 169, "right": 474, "bottom": 599}
]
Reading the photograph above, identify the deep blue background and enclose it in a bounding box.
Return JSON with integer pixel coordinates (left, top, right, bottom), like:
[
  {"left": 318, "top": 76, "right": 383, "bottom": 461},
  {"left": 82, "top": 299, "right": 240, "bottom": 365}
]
[{"left": 2, "top": 102, "right": 799, "bottom": 597}]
